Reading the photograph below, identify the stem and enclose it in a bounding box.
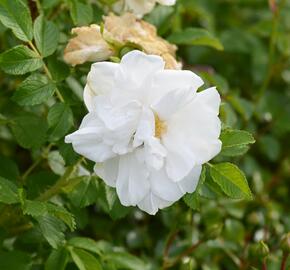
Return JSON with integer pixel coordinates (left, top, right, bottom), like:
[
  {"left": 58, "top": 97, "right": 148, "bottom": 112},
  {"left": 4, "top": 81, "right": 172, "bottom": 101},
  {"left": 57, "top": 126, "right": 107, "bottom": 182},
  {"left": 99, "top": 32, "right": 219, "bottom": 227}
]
[
  {"left": 163, "top": 240, "right": 202, "bottom": 269},
  {"left": 256, "top": 0, "right": 286, "bottom": 102},
  {"left": 262, "top": 258, "right": 268, "bottom": 270},
  {"left": 21, "top": 143, "right": 53, "bottom": 182},
  {"left": 37, "top": 158, "right": 83, "bottom": 201},
  {"left": 281, "top": 253, "right": 289, "bottom": 270},
  {"left": 28, "top": 41, "right": 65, "bottom": 103}
]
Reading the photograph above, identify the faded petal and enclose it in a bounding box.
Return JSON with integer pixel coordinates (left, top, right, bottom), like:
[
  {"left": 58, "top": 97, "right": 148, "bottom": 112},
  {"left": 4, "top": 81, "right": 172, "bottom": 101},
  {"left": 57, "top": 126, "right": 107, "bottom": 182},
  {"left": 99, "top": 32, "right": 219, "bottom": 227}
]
[{"left": 64, "top": 25, "right": 113, "bottom": 66}]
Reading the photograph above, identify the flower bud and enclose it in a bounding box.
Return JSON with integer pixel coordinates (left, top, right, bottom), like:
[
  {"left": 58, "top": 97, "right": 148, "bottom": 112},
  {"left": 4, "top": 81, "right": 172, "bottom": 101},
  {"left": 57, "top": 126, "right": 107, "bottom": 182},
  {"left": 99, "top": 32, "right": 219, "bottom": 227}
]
[
  {"left": 249, "top": 241, "right": 270, "bottom": 258},
  {"left": 280, "top": 233, "right": 290, "bottom": 253}
]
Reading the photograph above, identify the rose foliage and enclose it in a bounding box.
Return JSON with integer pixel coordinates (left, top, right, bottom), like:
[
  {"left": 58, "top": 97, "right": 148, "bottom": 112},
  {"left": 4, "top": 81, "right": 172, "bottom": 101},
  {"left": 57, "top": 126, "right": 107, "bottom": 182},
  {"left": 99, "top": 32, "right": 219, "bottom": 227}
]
[{"left": 0, "top": 0, "right": 289, "bottom": 270}]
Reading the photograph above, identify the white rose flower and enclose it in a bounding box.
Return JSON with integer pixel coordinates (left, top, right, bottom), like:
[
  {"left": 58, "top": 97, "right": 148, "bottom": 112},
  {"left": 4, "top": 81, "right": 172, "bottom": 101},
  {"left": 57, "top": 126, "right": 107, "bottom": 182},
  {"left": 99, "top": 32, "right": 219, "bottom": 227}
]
[
  {"left": 65, "top": 50, "right": 222, "bottom": 215},
  {"left": 113, "top": 0, "right": 176, "bottom": 18}
]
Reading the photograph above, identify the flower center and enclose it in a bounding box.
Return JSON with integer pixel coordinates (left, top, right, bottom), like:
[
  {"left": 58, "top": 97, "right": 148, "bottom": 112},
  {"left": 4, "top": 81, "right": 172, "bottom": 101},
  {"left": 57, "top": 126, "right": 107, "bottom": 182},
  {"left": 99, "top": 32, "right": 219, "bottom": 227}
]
[{"left": 154, "top": 113, "right": 167, "bottom": 139}]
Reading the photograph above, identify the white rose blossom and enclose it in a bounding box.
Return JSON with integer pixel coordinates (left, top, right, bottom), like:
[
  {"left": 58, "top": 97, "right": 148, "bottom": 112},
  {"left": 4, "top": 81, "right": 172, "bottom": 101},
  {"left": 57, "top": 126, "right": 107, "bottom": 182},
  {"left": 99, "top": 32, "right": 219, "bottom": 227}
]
[
  {"left": 65, "top": 50, "right": 222, "bottom": 215},
  {"left": 113, "top": 0, "right": 176, "bottom": 18}
]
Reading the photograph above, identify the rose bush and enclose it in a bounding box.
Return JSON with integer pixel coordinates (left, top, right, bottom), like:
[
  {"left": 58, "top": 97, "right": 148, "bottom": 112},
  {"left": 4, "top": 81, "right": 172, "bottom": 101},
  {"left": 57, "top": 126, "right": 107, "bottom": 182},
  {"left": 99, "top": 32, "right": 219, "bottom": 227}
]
[{"left": 0, "top": 0, "right": 289, "bottom": 269}]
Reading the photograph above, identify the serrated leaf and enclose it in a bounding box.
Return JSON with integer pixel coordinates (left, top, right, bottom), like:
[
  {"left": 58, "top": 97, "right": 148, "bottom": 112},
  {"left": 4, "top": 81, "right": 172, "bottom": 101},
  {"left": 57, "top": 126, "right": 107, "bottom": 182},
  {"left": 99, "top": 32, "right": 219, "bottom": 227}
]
[
  {"left": 68, "top": 237, "right": 104, "bottom": 256},
  {"left": 209, "top": 163, "right": 252, "bottom": 200},
  {"left": 10, "top": 113, "right": 47, "bottom": 149},
  {"left": 36, "top": 214, "right": 66, "bottom": 248},
  {"left": 47, "top": 103, "right": 73, "bottom": 141},
  {"left": 105, "top": 252, "right": 146, "bottom": 270},
  {"left": 24, "top": 200, "right": 76, "bottom": 231},
  {"left": 70, "top": 248, "right": 102, "bottom": 270},
  {"left": 183, "top": 166, "right": 206, "bottom": 210},
  {"left": 0, "top": 0, "right": 33, "bottom": 41},
  {"left": 34, "top": 15, "right": 59, "bottom": 57},
  {"left": 12, "top": 74, "right": 56, "bottom": 106},
  {"left": 168, "top": 27, "right": 224, "bottom": 50},
  {"left": 69, "top": 0, "right": 93, "bottom": 26},
  {"left": 0, "top": 45, "right": 42, "bottom": 75},
  {"left": 220, "top": 129, "right": 255, "bottom": 156},
  {"left": 0, "top": 176, "right": 19, "bottom": 204},
  {"left": 45, "top": 247, "right": 69, "bottom": 270}
]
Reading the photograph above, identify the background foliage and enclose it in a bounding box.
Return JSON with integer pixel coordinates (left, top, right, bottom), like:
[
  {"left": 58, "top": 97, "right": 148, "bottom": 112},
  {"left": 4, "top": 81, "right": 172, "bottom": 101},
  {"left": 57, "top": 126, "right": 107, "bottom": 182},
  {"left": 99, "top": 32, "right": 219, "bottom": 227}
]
[{"left": 0, "top": 0, "right": 290, "bottom": 269}]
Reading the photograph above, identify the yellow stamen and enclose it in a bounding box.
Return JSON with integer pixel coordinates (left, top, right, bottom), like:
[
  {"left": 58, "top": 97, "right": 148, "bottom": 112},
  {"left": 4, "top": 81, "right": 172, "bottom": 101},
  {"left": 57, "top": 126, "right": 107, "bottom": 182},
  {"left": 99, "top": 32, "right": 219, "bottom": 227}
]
[{"left": 154, "top": 113, "right": 167, "bottom": 139}]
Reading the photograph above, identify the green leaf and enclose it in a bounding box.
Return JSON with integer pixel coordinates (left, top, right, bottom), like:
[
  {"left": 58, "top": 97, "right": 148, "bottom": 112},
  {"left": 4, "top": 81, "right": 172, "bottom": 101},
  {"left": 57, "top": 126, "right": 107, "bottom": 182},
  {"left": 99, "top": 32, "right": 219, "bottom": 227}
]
[
  {"left": 34, "top": 15, "right": 59, "bottom": 57},
  {"left": 183, "top": 166, "right": 206, "bottom": 210},
  {"left": 98, "top": 183, "right": 131, "bottom": 220},
  {"left": 68, "top": 237, "right": 104, "bottom": 256},
  {"left": 220, "top": 129, "right": 255, "bottom": 157},
  {"left": 0, "top": 176, "right": 19, "bottom": 204},
  {"left": 168, "top": 28, "right": 224, "bottom": 50},
  {"left": 0, "top": 250, "right": 32, "bottom": 270},
  {"left": 70, "top": 248, "right": 102, "bottom": 270},
  {"left": 10, "top": 113, "right": 47, "bottom": 149},
  {"left": 69, "top": 0, "right": 93, "bottom": 26},
  {"left": 36, "top": 214, "right": 66, "bottom": 248},
  {"left": 47, "top": 103, "right": 73, "bottom": 141},
  {"left": 209, "top": 163, "right": 252, "bottom": 200},
  {"left": 24, "top": 200, "right": 76, "bottom": 231},
  {"left": 47, "top": 57, "right": 70, "bottom": 82},
  {"left": 12, "top": 74, "right": 56, "bottom": 106},
  {"left": 0, "top": 45, "right": 42, "bottom": 75},
  {"left": 105, "top": 252, "right": 146, "bottom": 270},
  {"left": 0, "top": 0, "right": 33, "bottom": 41},
  {"left": 67, "top": 176, "right": 99, "bottom": 208},
  {"left": 0, "top": 154, "right": 19, "bottom": 180},
  {"left": 45, "top": 248, "right": 69, "bottom": 270}
]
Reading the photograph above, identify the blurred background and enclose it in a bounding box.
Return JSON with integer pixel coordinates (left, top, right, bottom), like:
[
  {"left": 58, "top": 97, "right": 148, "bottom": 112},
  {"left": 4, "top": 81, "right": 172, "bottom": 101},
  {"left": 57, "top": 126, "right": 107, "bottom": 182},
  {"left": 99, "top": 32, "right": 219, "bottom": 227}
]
[{"left": 0, "top": 0, "right": 290, "bottom": 269}]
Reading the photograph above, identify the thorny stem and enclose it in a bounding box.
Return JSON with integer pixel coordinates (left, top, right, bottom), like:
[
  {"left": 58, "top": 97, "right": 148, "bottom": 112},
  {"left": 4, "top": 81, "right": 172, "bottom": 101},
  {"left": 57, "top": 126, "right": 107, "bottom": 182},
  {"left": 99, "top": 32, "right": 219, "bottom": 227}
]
[
  {"left": 256, "top": 0, "right": 286, "bottom": 102},
  {"left": 280, "top": 253, "right": 289, "bottom": 270},
  {"left": 28, "top": 41, "right": 65, "bottom": 103}
]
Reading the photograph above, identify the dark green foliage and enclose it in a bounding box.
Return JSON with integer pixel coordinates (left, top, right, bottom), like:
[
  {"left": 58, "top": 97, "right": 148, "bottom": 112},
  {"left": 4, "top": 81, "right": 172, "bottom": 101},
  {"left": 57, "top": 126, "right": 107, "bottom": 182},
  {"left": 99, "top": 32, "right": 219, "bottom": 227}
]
[{"left": 0, "top": 0, "right": 289, "bottom": 270}]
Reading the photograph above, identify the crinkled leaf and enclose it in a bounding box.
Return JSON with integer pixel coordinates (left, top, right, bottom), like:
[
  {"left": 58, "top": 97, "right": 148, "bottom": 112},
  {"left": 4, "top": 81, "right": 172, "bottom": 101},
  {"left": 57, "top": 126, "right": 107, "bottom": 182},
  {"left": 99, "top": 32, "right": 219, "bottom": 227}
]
[
  {"left": 36, "top": 214, "right": 66, "bottom": 248},
  {"left": 34, "top": 15, "right": 59, "bottom": 57},
  {"left": 12, "top": 74, "right": 56, "bottom": 106},
  {"left": 0, "top": 45, "right": 42, "bottom": 75},
  {"left": 0, "top": 0, "right": 33, "bottom": 41}
]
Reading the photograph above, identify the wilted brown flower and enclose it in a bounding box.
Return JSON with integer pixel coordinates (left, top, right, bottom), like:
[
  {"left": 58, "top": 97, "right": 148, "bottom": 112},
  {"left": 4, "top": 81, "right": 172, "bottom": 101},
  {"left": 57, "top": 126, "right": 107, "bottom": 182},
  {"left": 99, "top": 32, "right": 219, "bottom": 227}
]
[
  {"left": 64, "top": 13, "right": 179, "bottom": 69},
  {"left": 64, "top": 25, "right": 114, "bottom": 66},
  {"left": 104, "top": 13, "right": 179, "bottom": 69}
]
